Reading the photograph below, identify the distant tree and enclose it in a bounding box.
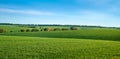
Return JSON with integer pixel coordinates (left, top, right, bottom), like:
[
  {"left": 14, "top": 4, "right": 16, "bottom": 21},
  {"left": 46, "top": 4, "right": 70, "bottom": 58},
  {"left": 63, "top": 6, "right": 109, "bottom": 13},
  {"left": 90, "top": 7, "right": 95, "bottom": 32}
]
[
  {"left": 0, "top": 29, "right": 7, "bottom": 33},
  {"left": 48, "top": 28, "right": 53, "bottom": 31},
  {"left": 39, "top": 27, "right": 44, "bottom": 31},
  {"left": 70, "top": 27, "right": 78, "bottom": 30},
  {"left": 61, "top": 28, "right": 69, "bottom": 31},
  {"left": 39, "top": 29, "right": 43, "bottom": 31},
  {"left": 31, "top": 29, "right": 39, "bottom": 32},
  {"left": 44, "top": 28, "right": 48, "bottom": 31},
  {"left": 31, "top": 29, "right": 34, "bottom": 32},
  {"left": 20, "top": 29, "right": 25, "bottom": 32},
  {"left": 53, "top": 28, "right": 61, "bottom": 31},
  {"left": 10, "top": 31, "right": 13, "bottom": 32},
  {"left": 44, "top": 28, "right": 53, "bottom": 31},
  {"left": 26, "top": 29, "right": 30, "bottom": 32},
  {"left": 0, "top": 29, "right": 5, "bottom": 33}
]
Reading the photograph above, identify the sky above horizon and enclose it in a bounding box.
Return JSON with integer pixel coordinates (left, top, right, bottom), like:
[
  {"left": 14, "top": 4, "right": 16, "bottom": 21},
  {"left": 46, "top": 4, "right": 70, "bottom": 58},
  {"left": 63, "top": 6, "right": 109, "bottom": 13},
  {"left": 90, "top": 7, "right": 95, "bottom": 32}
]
[{"left": 0, "top": 0, "right": 120, "bottom": 27}]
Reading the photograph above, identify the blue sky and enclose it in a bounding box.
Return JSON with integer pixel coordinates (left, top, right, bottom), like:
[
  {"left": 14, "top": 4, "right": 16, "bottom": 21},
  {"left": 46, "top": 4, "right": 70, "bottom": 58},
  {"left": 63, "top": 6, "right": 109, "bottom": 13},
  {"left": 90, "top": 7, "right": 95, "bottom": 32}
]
[{"left": 0, "top": 0, "right": 120, "bottom": 27}]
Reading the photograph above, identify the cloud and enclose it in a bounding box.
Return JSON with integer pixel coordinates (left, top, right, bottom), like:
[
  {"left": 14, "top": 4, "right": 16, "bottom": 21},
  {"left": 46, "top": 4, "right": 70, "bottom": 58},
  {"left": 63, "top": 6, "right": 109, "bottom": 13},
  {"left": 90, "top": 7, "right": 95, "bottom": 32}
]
[
  {"left": 59, "top": 10, "right": 119, "bottom": 27},
  {"left": 0, "top": 8, "right": 55, "bottom": 15}
]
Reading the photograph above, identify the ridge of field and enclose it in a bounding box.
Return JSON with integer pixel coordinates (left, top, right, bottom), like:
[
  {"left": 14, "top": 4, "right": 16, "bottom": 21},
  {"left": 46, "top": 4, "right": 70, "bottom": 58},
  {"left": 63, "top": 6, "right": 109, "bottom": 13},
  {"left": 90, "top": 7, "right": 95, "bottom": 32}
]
[
  {"left": 0, "top": 35, "right": 120, "bottom": 59},
  {"left": 0, "top": 25, "right": 32, "bottom": 32},
  {"left": 0, "top": 29, "right": 120, "bottom": 41},
  {"left": 0, "top": 25, "right": 119, "bottom": 31}
]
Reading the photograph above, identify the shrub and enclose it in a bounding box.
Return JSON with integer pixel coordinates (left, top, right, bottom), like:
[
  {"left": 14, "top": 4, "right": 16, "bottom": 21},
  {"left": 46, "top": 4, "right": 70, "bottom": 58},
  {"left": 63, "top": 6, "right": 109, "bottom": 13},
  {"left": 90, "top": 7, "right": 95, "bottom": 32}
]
[
  {"left": 10, "top": 31, "right": 13, "bottom": 32},
  {"left": 53, "top": 28, "right": 61, "bottom": 31},
  {"left": 40, "top": 29, "right": 43, "bottom": 31},
  {"left": 44, "top": 28, "right": 53, "bottom": 31},
  {"left": 39, "top": 28, "right": 44, "bottom": 31},
  {"left": 0, "top": 29, "right": 8, "bottom": 33},
  {"left": 44, "top": 28, "right": 48, "bottom": 31},
  {"left": 48, "top": 28, "right": 53, "bottom": 31},
  {"left": 26, "top": 29, "right": 30, "bottom": 32},
  {"left": 61, "top": 28, "right": 69, "bottom": 31},
  {"left": 20, "top": 29, "right": 25, "bottom": 32},
  {"left": 31, "top": 29, "right": 39, "bottom": 32},
  {"left": 0, "top": 29, "right": 4, "bottom": 33},
  {"left": 70, "top": 27, "right": 78, "bottom": 30}
]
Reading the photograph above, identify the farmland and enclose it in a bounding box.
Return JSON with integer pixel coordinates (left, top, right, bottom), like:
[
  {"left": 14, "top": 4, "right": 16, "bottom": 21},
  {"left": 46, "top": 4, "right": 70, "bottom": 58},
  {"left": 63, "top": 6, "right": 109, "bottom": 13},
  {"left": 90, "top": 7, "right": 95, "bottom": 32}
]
[
  {"left": 0, "top": 24, "right": 120, "bottom": 59},
  {"left": 1, "top": 29, "right": 120, "bottom": 41},
  {"left": 0, "top": 35, "right": 120, "bottom": 59}
]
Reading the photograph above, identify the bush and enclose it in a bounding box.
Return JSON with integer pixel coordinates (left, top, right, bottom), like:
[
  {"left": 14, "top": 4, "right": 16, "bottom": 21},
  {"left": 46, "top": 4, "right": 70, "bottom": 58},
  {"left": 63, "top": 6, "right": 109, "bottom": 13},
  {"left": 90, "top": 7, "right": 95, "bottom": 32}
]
[
  {"left": 44, "top": 28, "right": 53, "bottom": 31},
  {"left": 0, "top": 29, "right": 7, "bottom": 33},
  {"left": 53, "top": 28, "right": 61, "bottom": 31},
  {"left": 0, "top": 29, "right": 5, "bottom": 33},
  {"left": 10, "top": 31, "right": 13, "bottom": 32},
  {"left": 44, "top": 28, "right": 48, "bottom": 31},
  {"left": 26, "top": 29, "right": 30, "bottom": 32},
  {"left": 39, "top": 28, "right": 44, "bottom": 31},
  {"left": 48, "top": 28, "right": 53, "bottom": 31},
  {"left": 20, "top": 29, "right": 25, "bottom": 32},
  {"left": 40, "top": 29, "right": 43, "bottom": 31},
  {"left": 31, "top": 29, "right": 39, "bottom": 32},
  {"left": 61, "top": 28, "right": 69, "bottom": 31},
  {"left": 70, "top": 27, "right": 78, "bottom": 30}
]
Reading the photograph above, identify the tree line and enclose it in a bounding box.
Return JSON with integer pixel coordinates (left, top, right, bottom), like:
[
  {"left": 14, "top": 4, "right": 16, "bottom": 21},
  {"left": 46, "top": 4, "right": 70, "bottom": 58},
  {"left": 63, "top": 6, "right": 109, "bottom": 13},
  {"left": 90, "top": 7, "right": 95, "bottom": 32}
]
[
  {"left": 1, "top": 23, "right": 119, "bottom": 29},
  {"left": 20, "top": 27, "right": 78, "bottom": 32},
  {"left": 0, "top": 27, "right": 78, "bottom": 33}
]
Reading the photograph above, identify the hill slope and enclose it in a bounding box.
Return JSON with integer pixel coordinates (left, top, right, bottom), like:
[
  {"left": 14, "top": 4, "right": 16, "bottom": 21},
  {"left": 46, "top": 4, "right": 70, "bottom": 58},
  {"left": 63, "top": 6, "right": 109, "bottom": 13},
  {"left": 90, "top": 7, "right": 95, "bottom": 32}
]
[{"left": 0, "top": 29, "right": 120, "bottom": 41}]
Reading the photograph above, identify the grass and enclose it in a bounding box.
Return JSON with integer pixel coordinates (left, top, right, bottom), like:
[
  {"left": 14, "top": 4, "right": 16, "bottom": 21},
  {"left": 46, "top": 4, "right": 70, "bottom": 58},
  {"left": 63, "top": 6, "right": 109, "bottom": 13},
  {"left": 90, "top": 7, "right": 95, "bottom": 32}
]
[
  {"left": 0, "top": 35, "right": 120, "bottom": 59},
  {"left": 0, "top": 25, "right": 120, "bottom": 59},
  {"left": 1, "top": 29, "right": 120, "bottom": 41},
  {"left": 0, "top": 25, "right": 33, "bottom": 32}
]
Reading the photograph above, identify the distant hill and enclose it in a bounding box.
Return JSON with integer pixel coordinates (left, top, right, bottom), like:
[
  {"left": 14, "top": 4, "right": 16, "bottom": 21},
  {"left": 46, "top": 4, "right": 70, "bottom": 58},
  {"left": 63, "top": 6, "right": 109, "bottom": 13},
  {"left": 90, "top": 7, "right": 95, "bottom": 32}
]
[{"left": 0, "top": 23, "right": 120, "bottom": 29}]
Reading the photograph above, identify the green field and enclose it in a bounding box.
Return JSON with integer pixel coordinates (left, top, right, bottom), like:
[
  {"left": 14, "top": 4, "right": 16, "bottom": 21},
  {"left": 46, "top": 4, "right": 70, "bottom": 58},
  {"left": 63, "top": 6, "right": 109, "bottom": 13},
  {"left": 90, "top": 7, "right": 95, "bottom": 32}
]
[
  {"left": 0, "top": 25, "right": 120, "bottom": 59},
  {"left": 0, "top": 25, "right": 32, "bottom": 32},
  {"left": 1, "top": 29, "right": 120, "bottom": 41},
  {"left": 0, "top": 35, "right": 120, "bottom": 59}
]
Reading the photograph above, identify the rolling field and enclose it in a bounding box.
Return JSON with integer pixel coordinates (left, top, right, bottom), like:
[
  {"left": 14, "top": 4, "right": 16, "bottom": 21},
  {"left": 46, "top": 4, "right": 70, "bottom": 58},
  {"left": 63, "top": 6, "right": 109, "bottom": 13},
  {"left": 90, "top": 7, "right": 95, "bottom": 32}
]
[
  {"left": 0, "top": 25, "right": 120, "bottom": 59},
  {"left": 0, "top": 25, "right": 32, "bottom": 32},
  {"left": 0, "top": 35, "right": 120, "bottom": 59},
  {"left": 1, "top": 29, "right": 120, "bottom": 41}
]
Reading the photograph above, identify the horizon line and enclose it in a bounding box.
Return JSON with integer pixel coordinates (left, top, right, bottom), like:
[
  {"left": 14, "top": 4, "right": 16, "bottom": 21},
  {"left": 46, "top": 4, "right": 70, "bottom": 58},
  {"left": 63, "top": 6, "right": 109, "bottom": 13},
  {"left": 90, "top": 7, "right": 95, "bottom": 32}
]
[{"left": 0, "top": 23, "right": 120, "bottom": 28}]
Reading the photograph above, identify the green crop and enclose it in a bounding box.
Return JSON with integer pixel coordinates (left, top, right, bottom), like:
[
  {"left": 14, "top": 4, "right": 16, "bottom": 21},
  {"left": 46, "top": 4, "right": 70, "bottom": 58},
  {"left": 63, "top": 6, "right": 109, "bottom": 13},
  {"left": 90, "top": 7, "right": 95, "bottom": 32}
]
[
  {"left": 0, "top": 36, "right": 120, "bottom": 59},
  {"left": 1, "top": 29, "right": 120, "bottom": 41},
  {"left": 0, "top": 25, "right": 120, "bottom": 59}
]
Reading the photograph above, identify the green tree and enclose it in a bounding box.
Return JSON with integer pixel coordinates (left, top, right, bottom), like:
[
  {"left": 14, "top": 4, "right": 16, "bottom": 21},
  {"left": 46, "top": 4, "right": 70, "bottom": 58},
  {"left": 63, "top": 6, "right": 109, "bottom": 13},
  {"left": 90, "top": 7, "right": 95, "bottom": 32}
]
[
  {"left": 70, "top": 27, "right": 78, "bottom": 30},
  {"left": 0, "top": 29, "right": 7, "bottom": 33},
  {"left": 0, "top": 29, "right": 4, "bottom": 33},
  {"left": 26, "top": 29, "right": 30, "bottom": 32},
  {"left": 20, "top": 29, "right": 25, "bottom": 32},
  {"left": 61, "top": 28, "right": 69, "bottom": 31},
  {"left": 53, "top": 28, "right": 61, "bottom": 31},
  {"left": 31, "top": 29, "right": 39, "bottom": 32}
]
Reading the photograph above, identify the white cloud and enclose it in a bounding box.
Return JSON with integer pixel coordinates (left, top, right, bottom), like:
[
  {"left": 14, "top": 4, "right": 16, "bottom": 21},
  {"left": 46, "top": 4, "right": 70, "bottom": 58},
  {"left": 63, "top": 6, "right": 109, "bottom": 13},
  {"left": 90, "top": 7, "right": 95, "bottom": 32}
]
[
  {"left": 59, "top": 10, "right": 120, "bottom": 27},
  {"left": 0, "top": 8, "right": 54, "bottom": 15}
]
